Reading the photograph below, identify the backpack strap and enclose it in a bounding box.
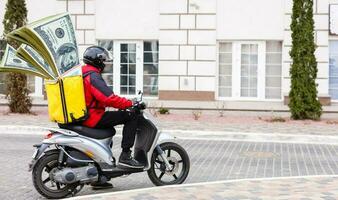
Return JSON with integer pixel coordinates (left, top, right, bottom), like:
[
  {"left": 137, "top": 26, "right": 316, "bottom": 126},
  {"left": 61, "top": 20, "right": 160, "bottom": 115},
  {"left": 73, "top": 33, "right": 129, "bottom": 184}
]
[
  {"left": 83, "top": 70, "right": 96, "bottom": 78},
  {"left": 83, "top": 70, "right": 98, "bottom": 109}
]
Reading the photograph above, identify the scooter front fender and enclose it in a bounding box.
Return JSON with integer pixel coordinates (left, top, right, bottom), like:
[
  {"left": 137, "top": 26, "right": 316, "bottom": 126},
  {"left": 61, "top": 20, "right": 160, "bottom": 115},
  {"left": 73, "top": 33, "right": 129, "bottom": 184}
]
[{"left": 156, "top": 132, "right": 176, "bottom": 145}]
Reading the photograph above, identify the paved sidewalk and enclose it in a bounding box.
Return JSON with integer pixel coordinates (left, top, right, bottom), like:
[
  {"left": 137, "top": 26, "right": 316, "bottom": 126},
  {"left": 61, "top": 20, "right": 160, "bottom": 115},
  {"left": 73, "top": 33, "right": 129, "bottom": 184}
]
[
  {"left": 73, "top": 175, "right": 338, "bottom": 200},
  {"left": 1, "top": 106, "right": 338, "bottom": 136}
]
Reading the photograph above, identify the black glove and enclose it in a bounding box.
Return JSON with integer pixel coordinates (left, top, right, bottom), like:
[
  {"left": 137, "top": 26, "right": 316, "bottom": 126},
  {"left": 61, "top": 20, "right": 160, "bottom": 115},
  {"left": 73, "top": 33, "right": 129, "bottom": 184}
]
[{"left": 133, "top": 101, "right": 146, "bottom": 110}]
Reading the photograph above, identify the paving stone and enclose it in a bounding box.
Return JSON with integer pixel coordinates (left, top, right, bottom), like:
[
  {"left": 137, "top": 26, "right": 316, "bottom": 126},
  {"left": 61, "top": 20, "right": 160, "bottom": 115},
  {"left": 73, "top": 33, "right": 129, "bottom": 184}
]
[{"left": 0, "top": 134, "right": 337, "bottom": 199}]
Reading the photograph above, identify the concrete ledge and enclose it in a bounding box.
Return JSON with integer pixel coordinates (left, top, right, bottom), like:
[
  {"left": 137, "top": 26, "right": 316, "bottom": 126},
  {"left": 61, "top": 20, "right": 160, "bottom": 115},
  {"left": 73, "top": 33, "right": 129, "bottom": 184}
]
[
  {"left": 1, "top": 125, "right": 338, "bottom": 145},
  {"left": 159, "top": 90, "right": 215, "bottom": 101}
]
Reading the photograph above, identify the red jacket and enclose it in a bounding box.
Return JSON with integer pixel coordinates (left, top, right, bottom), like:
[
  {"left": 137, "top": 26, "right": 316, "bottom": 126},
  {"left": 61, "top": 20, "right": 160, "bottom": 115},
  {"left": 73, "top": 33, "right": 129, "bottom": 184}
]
[{"left": 82, "top": 64, "right": 133, "bottom": 127}]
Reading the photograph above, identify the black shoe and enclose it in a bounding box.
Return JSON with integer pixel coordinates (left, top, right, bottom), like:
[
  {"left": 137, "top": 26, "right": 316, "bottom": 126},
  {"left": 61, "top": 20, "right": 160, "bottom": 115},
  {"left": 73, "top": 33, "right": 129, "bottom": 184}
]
[
  {"left": 90, "top": 182, "right": 114, "bottom": 190},
  {"left": 118, "top": 151, "right": 144, "bottom": 169}
]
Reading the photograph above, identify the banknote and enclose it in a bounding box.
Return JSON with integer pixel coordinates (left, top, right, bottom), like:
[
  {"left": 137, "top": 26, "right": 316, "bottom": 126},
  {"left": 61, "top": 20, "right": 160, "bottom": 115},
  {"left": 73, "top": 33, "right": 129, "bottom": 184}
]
[
  {"left": 32, "top": 13, "right": 79, "bottom": 75},
  {"left": 17, "top": 44, "right": 56, "bottom": 79},
  {"left": 7, "top": 13, "right": 79, "bottom": 76},
  {"left": 0, "top": 44, "right": 46, "bottom": 78}
]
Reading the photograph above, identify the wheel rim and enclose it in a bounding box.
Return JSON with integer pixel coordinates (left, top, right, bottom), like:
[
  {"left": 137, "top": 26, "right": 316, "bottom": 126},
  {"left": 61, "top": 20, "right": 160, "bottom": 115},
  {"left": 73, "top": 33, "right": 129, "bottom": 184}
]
[
  {"left": 39, "top": 160, "right": 68, "bottom": 192},
  {"left": 153, "top": 148, "right": 186, "bottom": 184}
]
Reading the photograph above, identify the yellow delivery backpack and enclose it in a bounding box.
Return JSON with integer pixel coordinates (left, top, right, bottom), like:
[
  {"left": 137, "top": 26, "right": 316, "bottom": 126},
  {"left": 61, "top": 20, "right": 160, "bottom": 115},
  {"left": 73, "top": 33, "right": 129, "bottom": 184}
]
[{"left": 45, "top": 72, "right": 88, "bottom": 124}]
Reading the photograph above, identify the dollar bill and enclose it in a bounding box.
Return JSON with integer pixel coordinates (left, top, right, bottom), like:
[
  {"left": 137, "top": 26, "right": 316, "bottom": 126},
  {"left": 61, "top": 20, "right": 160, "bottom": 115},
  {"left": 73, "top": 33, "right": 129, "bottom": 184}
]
[
  {"left": 0, "top": 44, "right": 46, "bottom": 78},
  {"left": 17, "top": 44, "right": 56, "bottom": 80},
  {"left": 7, "top": 13, "right": 79, "bottom": 76}
]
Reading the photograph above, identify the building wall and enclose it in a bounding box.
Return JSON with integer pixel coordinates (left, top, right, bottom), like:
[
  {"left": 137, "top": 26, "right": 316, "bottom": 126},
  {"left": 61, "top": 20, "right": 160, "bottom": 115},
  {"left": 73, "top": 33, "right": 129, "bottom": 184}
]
[
  {"left": 95, "top": 0, "right": 159, "bottom": 40},
  {"left": 158, "top": 0, "right": 217, "bottom": 101},
  {"left": 217, "top": 0, "right": 284, "bottom": 40},
  {"left": 0, "top": 0, "right": 66, "bottom": 35},
  {"left": 1, "top": 0, "right": 338, "bottom": 110}
]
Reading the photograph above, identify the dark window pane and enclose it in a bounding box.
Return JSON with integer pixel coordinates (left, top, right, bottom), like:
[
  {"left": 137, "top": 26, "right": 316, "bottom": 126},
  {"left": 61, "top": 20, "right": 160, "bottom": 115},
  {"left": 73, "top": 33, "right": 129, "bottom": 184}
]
[
  {"left": 103, "top": 63, "right": 113, "bottom": 73},
  {"left": 120, "top": 75, "right": 127, "bottom": 85},
  {"left": 144, "top": 41, "right": 158, "bottom": 51},
  {"left": 120, "top": 86, "right": 127, "bottom": 94},
  {"left": 0, "top": 72, "right": 6, "bottom": 94},
  {"left": 143, "top": 86, "right": 158, "bottom": 96},
  {"left": 129, "top": 75, "right": 136, "bottom": 86},
  {"left": 120, "top": 64, "right": 127, "bottom": 74},
  {"left": 129, "top": 64, "right": 136, "bottom": 74},
  {"left": 121, "top": 44, "right": 128, "bottom": 52},
  {"left": 129, "top": 86, "right": 136, "bottom": 94},
  {"left": 128, "top": 44, "right": 136, "bottom": 52},
  {"left": 143, "top": 75, "right": 158, "bottom": 85},
  {"left": 129, "top": 53, "right": 136, "bottom": 63},
  {"left": 0, "top": 83, "right": 5, "bottom": 94},
  {"left": 102, "top": 74, "right": 114, "bottom": 86},
  {"left": 98, "top": 40, "right": 113, "bottom": 51},
  {"left": 121, "top": 53, "right": 128, "bottom": 63},
  {"left": 144, "top": 52, "right": 158, "bottom": 63},
  {"left": 144, "top": 64, "right": 158, "bottom": 74}
]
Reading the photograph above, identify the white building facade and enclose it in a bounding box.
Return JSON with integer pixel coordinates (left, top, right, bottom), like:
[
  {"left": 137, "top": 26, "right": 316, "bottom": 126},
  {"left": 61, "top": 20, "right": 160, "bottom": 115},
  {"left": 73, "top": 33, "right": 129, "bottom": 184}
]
[{"left": 1, "top": 0, "right": 338, "bottom": 111}]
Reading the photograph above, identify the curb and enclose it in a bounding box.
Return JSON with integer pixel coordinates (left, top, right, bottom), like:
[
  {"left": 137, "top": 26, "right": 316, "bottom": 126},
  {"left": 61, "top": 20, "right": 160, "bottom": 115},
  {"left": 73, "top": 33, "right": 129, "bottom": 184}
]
[{"left": 0, "top": 125, "right": 337, "bottom": 145}]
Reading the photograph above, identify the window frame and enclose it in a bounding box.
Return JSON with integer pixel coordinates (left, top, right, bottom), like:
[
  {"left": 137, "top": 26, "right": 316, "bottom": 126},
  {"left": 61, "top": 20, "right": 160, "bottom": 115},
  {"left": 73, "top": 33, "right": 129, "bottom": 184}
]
[
  {"left": 143, "top": 41, "right": 159, "bottom": 97},
  {"left": 97, "top": 40, "right": 159, "bottom": 99},
  {"left": 216, "top": 41, "right": 283, "bottom": 102},
  {"left": 329, "top": 40, "right": 338, "bottom": 102}
]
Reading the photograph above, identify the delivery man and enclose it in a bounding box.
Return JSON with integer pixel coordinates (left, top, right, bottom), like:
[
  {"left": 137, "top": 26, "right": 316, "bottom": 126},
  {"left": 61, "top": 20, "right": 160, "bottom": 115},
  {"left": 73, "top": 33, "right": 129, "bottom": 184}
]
[{"left": 81, "top": 46, "right": 144, "bottom": 173}]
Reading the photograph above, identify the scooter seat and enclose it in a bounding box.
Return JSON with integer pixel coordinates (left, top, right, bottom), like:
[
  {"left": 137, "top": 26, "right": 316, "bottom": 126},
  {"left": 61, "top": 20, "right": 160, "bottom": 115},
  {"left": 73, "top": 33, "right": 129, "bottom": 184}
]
[{"left": 58, "top": 124, "right": 116, "bottom": 139}]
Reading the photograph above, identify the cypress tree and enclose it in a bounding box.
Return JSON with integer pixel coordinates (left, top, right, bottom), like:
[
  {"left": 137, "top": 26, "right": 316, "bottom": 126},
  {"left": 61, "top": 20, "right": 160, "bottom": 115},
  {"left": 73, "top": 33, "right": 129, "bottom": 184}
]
[
  {"left": 2, "top": 0, "right": 32, "bottom": 113},
  {"left": 289, "top": 0, "right": 322, "bottom": 120}
]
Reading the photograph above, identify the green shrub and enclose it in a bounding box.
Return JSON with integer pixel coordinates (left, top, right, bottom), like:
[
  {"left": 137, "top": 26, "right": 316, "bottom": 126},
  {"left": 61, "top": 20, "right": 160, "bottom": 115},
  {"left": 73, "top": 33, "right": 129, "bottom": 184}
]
[
  {"left": 288, "top": 0, "right": 322, "bottom": 120},
  {"left": 3, "top": 0, "right": 32, "bottom": 113},
  {"left": 158, "top": 107, "right": 169, "bottom": 115}
]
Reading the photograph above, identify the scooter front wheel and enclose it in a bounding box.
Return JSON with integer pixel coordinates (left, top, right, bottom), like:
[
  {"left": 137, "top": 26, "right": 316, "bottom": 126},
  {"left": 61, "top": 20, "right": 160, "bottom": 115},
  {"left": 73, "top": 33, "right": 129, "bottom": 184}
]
[{"left": 147, "top": 142, "right": 190, "bottom": 186}]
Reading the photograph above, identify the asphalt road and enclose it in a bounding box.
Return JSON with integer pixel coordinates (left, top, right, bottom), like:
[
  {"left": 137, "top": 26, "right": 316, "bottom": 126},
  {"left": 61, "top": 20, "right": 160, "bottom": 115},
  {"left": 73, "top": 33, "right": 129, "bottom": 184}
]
[{"left": 0, "top": 134, "right": 337, "bottom": 200}]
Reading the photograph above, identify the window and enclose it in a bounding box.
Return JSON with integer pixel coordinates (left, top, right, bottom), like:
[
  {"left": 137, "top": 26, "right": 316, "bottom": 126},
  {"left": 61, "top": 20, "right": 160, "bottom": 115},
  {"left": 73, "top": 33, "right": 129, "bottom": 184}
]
[
  {"left": 97, "top": 40, "right": 159, "bottom": 97},
  {"left": 120, "top": 43, "right": 137, "bottom": 95},
  {"left": 143, "top": 41, "right": 158, "bottom": 96},
  {"left": 329, "top": 41, "right": 338, "bottom": 100},
  {"left": 218, "top": 41, "right": 282, "bottom": 100},
  {"left": 0, "top": 39, "right": 6, "bottom": 94},
  {"left": 98, "top": 40, "right": 114, "bottom": 90},
  {"left": 27, "top": 75, "right": 35, "bottom": 94},
  {"left": 219, "top": 43, "right": 232, "bottom": 97},
  {"left": 265, "top": 41, "right": 282, "bottom": 99},
  {"left": 241, "top": 44, "right": 258, "bottom": 97}
]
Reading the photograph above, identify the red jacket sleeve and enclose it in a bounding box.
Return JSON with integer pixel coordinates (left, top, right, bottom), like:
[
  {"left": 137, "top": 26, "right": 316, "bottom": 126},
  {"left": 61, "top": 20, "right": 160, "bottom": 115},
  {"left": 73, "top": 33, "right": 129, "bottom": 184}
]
[{"left": 89, "top": 72, "right": 132, "bottom": 109}]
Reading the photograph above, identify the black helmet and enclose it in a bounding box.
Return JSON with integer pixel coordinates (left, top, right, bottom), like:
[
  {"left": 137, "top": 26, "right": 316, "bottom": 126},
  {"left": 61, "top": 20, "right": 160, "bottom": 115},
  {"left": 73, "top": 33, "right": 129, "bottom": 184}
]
[{"left": 83, "top": 46, "right": 112, "bottom": 71}]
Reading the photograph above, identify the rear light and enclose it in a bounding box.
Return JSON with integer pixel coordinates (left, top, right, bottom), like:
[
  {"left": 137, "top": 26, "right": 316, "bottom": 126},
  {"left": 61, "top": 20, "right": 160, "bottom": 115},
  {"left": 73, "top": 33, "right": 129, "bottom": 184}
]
[{"left": 44, "top": 132, "right": 54, "bottom": 139}]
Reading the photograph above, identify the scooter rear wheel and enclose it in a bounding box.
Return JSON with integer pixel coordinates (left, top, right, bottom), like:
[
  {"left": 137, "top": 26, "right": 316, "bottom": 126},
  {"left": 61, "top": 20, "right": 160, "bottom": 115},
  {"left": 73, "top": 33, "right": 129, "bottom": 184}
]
[
  {"left": 32, "top": 151, "right": 81, "bottom": 199},
  {"left": 147, "top": 142, "right": 190, "bottom": 186}
]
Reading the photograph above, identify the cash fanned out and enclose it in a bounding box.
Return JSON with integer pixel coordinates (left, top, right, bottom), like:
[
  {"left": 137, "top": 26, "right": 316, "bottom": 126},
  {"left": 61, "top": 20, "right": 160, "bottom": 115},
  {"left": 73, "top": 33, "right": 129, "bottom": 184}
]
[
  {"left": 0, "top": 45, "right": 46, "bottom": 78},
  {"left": 0, "top": 13, "right": 80, "bottom": 80}
]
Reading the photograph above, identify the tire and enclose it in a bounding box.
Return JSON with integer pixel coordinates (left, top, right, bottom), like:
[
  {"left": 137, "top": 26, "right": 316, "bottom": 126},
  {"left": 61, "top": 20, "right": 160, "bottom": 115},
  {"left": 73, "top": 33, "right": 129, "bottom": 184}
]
[
  {"left": 147, "top": 142, "right": 190, "bottom": 186},
  {"left": 32, "top": 151, "right": 80, "bottom": 199}
]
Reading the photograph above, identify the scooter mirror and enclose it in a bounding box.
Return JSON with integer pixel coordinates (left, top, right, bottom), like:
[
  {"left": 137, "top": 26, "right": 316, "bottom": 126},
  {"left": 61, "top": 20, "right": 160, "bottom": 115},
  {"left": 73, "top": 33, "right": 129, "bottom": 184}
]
[{"left": 138, "top": 90, "right": 143, "bottom": 101}]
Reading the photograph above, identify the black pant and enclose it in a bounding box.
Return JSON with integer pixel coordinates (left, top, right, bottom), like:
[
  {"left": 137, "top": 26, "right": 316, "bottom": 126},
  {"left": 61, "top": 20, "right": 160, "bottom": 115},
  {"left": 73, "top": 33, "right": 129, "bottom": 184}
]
[{"left": 95, "top": 111, "right": 138, "bottom": 150}]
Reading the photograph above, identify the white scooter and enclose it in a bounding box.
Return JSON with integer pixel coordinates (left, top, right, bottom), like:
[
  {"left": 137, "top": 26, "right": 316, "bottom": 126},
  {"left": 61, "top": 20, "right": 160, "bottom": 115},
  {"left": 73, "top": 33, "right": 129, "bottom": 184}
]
[{"left": 29, "top": 92, "right": 190, "bottom": 199}]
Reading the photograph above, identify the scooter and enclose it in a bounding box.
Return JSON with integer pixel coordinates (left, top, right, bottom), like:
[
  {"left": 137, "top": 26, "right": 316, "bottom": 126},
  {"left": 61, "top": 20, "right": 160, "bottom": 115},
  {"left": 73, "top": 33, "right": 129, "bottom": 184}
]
[{"left": 29, "top": 92, "right": 190, "bottom": 199}]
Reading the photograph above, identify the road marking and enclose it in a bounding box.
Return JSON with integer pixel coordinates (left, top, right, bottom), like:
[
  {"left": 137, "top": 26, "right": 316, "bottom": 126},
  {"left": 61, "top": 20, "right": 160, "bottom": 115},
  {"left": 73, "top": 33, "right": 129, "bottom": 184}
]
[{"left": 70, "top": 175, "right": 338, "bottom": 200}]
